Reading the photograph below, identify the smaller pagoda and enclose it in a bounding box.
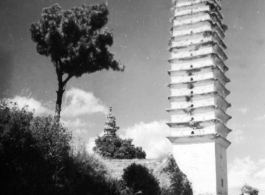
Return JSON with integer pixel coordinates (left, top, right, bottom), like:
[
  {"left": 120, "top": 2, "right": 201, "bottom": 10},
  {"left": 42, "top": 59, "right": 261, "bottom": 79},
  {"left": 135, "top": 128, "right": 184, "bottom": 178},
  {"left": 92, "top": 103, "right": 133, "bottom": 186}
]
[{"left": 104, "top": 107, "right": 120, "bottom": 137}]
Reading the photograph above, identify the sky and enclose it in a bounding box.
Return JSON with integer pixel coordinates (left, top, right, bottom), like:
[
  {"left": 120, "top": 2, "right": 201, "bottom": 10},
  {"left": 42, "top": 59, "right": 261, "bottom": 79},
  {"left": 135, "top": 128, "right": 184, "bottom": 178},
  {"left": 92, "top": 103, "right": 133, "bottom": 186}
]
[{"left": 1, "top": 0, "right": 265, "bottom": 194}]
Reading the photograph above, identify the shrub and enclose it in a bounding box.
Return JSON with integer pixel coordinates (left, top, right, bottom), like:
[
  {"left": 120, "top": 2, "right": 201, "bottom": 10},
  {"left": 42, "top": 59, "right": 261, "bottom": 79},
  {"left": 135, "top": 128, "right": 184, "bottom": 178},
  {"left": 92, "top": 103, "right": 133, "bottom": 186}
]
[
  {"left": 0, "top": 100, "right": 121, "bottom": 195},
  {"left": 94, "top": 135, "right": 146, "bottom": 159},
  {"left": 122, "top": 163, "right": 161, "bottom": 195},
  {"left": 162, "top": 156, "right": 193, "bottom": 195}
]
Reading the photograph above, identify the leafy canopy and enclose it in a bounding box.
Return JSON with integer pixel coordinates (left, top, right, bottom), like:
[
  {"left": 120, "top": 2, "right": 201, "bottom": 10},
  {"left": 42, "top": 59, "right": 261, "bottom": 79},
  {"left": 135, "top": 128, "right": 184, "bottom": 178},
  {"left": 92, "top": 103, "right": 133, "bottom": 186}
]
[
  {"left": 0, "top": 101, "right": 121, "bottom": 195},
  {"left": 30, "top": 3, "right": 124, "bottom": 77},
  {"left": 93, "top": 135, "right": 146, "bottom": 159},
  {"left": 122, "top": 163, "right": 161, "bottom": 195},
  {"left": 161, "top": 156, "right": 193, "bottom": 195}
]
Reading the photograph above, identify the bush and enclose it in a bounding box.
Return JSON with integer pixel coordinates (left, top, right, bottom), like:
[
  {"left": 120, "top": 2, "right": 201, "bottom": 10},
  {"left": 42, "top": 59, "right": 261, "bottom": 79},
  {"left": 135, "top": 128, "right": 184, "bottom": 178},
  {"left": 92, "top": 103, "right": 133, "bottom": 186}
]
[
  {"left": 0, "top": 100, "right": 121, "bottom": 195},
  {"left": 0, "top": 101, "right": 55, "bottom": 195},
  {"left": 94, "top": 135, "right": 146, "bottom": 159},
  {"left": 162, "top": 156, "right": 193, "bottom": 195},
  {"left": 122, "top": 163, "right": 161, "bottom": 195}
]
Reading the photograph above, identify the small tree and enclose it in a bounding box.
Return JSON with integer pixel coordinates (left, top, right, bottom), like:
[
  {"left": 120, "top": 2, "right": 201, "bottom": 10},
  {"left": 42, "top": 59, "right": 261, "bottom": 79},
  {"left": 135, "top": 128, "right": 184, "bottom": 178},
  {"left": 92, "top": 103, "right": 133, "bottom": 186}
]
[
  {"left": 94, "top": 107, "right": 146, "bottom": 159},
  {"left": 162, "top": 156, "right": 193, "bottom": 195},
  {"left": 30, "top": 3, "right": 124, "bottom": 120},
  {"left": 94, "top": 136, "right": 146, "bottom": 159},
  {"left": 122, "top": 163, "right": 161, "bottom": 195}
]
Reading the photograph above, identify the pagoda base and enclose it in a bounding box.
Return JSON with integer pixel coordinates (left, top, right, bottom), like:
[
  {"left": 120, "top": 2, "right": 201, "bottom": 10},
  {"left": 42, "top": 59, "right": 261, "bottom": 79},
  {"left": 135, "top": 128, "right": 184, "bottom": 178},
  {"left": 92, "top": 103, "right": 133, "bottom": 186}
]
[{"left": 168, "top": 134, "right": 230, "bottom": 195}]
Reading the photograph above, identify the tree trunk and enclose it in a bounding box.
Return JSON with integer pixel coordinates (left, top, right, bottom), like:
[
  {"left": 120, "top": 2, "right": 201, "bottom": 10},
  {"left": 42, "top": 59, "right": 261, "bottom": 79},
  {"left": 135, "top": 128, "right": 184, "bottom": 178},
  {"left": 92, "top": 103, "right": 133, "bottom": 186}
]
[
  {"left": 54, "top": 62, "right": 72, "bottom": 122},
  {"left": 55, "top": 83, "right": 65, "bottom": 122}
]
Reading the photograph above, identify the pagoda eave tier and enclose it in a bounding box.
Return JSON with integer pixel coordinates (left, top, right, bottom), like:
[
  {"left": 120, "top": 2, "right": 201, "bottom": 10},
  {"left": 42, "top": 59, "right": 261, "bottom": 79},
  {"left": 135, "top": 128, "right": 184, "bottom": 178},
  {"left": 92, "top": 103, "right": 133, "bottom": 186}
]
[
  {"left": 168, "top": 79, "right": 230, "bottom": 98},
  {"left": 170, "top": 31, "right": 226, "bottom": 50},
  {"left": 172, "top": 11, "right": 227, "bottom": 33},
  {"left": 168, "top": 92, "right": 231, "bottom": 111},
  {"left": 172, "top": 1, "right": 223, "bottom": 18},
  {"left": 167, "top": 134, "right": 231, "bottom": 149},
  {"left": 168, "top": 121, "right": 231, "bottom": 138},
  {"left": 171, "top": 20, "right": 225, "bottom": 39},
  {"left": 169, "top": 106, "right": 231, "bottom": 124},
  {"left": 172, "top": 0, "right": 222, "bottom": 10},
  {"left": 168, "top": 66, "right": 230, "bottom": 85},
  {"left": 169, "top": 54, "right": 228, "bottom": 72},
  {"left": 170, "top": 42, "right": 227, "bottom": 62}
]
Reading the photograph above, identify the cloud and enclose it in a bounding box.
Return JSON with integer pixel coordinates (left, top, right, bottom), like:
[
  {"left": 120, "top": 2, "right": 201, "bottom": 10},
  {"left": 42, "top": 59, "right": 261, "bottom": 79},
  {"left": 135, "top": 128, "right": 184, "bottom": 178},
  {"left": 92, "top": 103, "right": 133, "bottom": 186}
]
[
  {"left": 228, "top": 156, "right": 265, "bottom": 194},
  {"left": 254, "top": 114, "right": 265, "bottom": 121},
  {"left": 7, "top": 96, "right": 53, "bottom": 116},
  {"left": 86, "top": 132, "right": 104, "bottom": 153},
  {"left": 61, "top": 118, "right": 92, "bottom": 135},
  {"left": 229, "top": 129, "right": 246, "bottom": 144},
  {"left": 238, "top": 107, "right": 248, "bottom": 114},
  {"left": 119, "top": 120, "right": 172, "bottom": 159},
  {"left": 7, "top": 88, "right": 107, "bottom": 119},
  {"left": 75, "top": 129, "right": 88, "bottom": 135},
  {"left": 62, "top": 88, "right": 108, "bottom": 118},
  {"left": 62, "top": 118, "right": 88, "bottom": 128}
]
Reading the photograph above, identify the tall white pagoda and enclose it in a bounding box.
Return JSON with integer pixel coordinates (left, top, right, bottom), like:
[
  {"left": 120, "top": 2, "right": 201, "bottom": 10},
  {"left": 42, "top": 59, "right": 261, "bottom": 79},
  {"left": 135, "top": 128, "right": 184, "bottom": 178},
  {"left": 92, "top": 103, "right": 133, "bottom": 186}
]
[{"left": 167, "top": 0, "right": 231, "bottom": 194}]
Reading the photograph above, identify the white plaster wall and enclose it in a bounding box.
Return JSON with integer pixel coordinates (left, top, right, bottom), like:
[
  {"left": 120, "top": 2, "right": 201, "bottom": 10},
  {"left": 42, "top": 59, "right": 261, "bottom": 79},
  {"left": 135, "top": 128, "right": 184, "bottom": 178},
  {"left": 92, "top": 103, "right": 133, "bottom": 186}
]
[
  {"left": 172, "top": 141, "right": 217, "bottom": 195},
  {"left": 171, "top": 45, "right": 226, "bottom": 61},
  {"left": 215, "top": 143, "right": 228, "bottom": 195},
  {"left": 174, "top": 3, "right": 210, "bottom": 17},
  {"left": 171, "top": 56, "right": 214, "bottom": 71},
  {"left": 171, "top": 126, "right": 216, "bottom": 137},
  {"left": 172, "top": 22, "right": 212, "bottom": 37},
  {"left": 173, "top": 12, "right": 211, "bottom": 27},
  {"left": 170, "top": 82, "right": 216, "bottom": 97},
  {"left": 175, "top": 0, "right": 221, "bottom": 8},
  {"left": 171, "top": 110, "right": 215, "bottom": 123},
  {"left": 171, "top": 46, "right": 213, "bottom": 59},
  {"left": 171, "top": 97, "right": 215, "bottom": 109},
  {"left": 171, "top": 70, "right": 213, "bottom": 83},
  {"left": 172, "top": 35, "right": 211, "bottom": 48}
]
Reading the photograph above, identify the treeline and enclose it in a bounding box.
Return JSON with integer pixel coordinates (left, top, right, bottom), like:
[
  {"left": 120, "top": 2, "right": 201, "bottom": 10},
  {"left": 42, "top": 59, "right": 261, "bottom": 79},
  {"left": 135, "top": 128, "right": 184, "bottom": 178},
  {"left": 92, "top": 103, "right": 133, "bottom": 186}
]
[{"left": 0, "top": 101, "right": 192, "bottom": 195}]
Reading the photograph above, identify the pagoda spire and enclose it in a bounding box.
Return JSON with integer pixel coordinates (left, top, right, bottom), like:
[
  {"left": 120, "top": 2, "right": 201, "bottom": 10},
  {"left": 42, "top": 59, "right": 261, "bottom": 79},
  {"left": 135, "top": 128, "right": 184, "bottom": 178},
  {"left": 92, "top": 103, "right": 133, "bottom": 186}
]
[{"left": 104, "top": 106, "right": 119, "bottom": 137}]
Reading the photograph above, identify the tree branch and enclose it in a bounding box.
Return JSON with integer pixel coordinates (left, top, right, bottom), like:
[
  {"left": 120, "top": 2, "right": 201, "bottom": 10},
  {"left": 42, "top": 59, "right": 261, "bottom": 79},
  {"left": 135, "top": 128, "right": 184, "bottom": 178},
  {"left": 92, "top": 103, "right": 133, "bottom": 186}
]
[{"left": 62, "top": 74, "right": 73, "bottom": 86}]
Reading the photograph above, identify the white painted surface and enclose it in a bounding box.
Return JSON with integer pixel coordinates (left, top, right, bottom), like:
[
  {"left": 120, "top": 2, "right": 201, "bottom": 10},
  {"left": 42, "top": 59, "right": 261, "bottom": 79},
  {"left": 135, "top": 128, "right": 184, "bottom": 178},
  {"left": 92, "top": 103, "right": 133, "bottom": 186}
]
[
  {"left": 172, "top": 141, "right": 217, "bottom": 195},
  {"left": 171, "top": 44, "right": 226, "bottom": 61},
  {"left": 172, "top": 21, "right": 212, "bottom": 37},
  {"left": 170, "top": 55, "right": 226, "bottom": 73},
  {"left": 172, "top": 21, "right": 224, "bottom": 39},
  {"left": 169, "top": 1, "right": 229, "bottom": 194},
  {"left": 173, "top": 2, "right": 210, "bottom": 17},
  {"left": 173, "top": 12, "right": 212, "bottom": 27},
  {"left": 170, "top": 123, "right": 230, "bottom": 138},
  {"left": 170, "top": 80, "right": 229, "bottom": 98},
  {"left": 170, "top": 67, "right": 228, "bottom": 85},
  {"left": 174, "top": 0, "right": 221, "bottom": 8},
  {"left": 170, "top": 93, "right": 230, "bottom": 111},
  {"left": 170, "top": 108, "right": 230, "bottom": 124}
]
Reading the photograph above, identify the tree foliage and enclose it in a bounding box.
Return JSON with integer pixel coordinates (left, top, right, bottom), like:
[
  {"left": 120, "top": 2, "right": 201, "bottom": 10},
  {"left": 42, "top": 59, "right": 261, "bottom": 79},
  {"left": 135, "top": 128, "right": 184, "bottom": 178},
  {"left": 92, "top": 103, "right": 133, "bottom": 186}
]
[
  {"left": 161, "top": 156, "right": 193, "bottom": 195},
  {"left": 93, "top": 135, "right": 146, "bottom": 159},
  {"left": 30, "top": 3, "right": 124, "bottom": 119},
  {"left": 0, "top": 100, "right": 121, "bottom": 195},
  {"left": 122, "top": 163, "right": 161, "bottom": 195}
]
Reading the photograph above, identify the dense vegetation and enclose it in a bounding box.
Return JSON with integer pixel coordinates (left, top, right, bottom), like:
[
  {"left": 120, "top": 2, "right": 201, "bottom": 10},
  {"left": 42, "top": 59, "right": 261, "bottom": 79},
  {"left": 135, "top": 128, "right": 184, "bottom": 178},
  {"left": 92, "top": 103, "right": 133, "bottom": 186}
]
[
  {"left": 0, "top": 101, "right": 120, "bottom": 195},
  {"left": 122, "top": 163, "right": 161, "bottom": 195},
  {"left": 161, "top": 156, "right": 193, "bottom": 195},
  {"left": 0, "top": 100, "right": 192, "bottom": 195},
  {"left": 93, "top": 135, "right": 146, "bottom": 159}
]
